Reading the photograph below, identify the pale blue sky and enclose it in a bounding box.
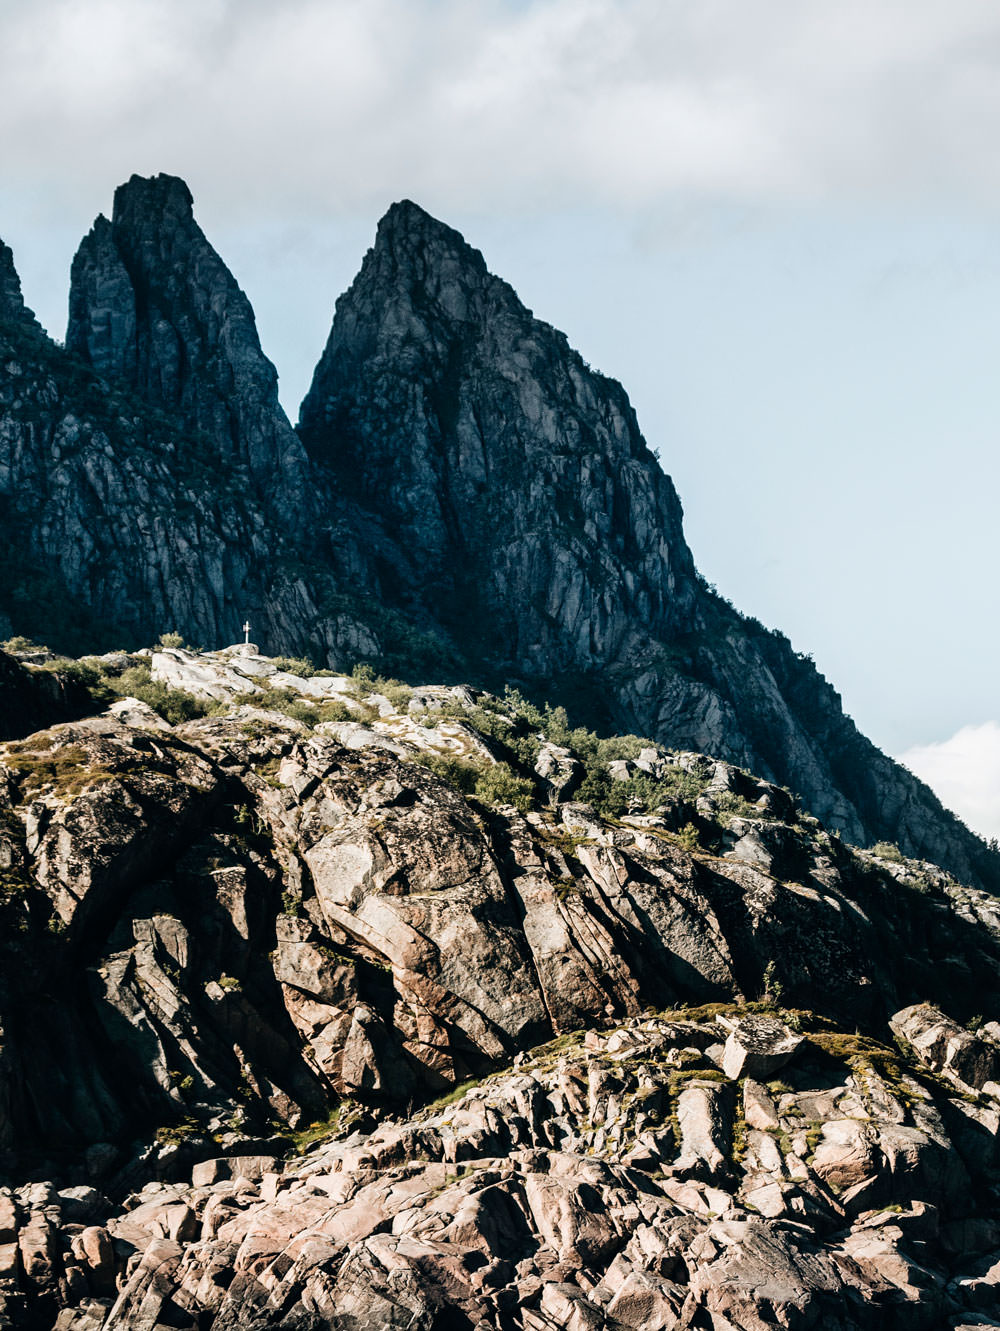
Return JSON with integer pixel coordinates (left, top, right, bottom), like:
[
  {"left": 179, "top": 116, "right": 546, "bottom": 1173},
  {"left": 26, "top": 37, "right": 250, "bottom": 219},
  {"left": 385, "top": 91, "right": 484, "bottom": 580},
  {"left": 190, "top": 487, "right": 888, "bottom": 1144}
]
[{"left": 2, "top": 0, "right": 998, "bottom": 831}]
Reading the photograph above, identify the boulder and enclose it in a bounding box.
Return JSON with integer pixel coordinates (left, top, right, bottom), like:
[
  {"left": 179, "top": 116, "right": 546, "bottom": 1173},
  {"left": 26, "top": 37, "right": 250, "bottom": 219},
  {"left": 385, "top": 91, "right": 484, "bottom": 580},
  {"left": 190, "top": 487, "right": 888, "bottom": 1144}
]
[
  {"left": 718, "top": 1014, "right": 803, "bottom": 1080},
  {"left": 890, "top": 1005, "right": 1000, "bottom": 1092},
  {"left": 535, "top": 744, "right": 583, "bottom": 804}
]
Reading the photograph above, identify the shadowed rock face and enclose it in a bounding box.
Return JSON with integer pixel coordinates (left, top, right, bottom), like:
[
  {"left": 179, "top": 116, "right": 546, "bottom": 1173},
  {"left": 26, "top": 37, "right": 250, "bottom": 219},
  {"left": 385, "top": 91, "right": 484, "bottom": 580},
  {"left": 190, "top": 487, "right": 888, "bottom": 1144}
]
[
  {"left": 299, "top": 201, "right": 1000, "bottom": 891},
  {"left": 0, "top": 652, "right": 93, "bottom": 741},
  {"left": 0, "top": 180, "right": 997, "bottom": 894},
  {"left": 1, "top": 654, "right": 1000, "bottom": 1328},
  {"left": 66, "top": 174, "right": 310, "bottom": 516},
  {"left": 299, "top": 201, "right": 699, "bottom": 672},
  {"left": 0, "top": 240, "right": 38, "bottom": 328},
  {"left": 0, "top": 185, "right": 374, "bottom": 665}
]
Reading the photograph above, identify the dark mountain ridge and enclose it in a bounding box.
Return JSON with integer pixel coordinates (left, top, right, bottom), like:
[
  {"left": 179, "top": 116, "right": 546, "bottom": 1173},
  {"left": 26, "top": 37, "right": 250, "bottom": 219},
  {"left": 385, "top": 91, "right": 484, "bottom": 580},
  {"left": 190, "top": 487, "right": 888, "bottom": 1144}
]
[{"left": 0, "top": 174, "right": 995, "bottom": 893}]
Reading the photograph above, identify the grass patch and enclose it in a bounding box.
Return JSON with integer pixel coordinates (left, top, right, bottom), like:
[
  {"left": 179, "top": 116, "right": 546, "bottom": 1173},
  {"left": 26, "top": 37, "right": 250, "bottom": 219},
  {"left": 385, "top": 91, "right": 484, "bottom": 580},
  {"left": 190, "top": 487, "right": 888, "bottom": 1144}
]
[
  {"left": 871, "top": 841, "right": 905, "bottom": 862},
  {"left": 423, "top": 1078, "right": 482, "bottom": 1114},
  {"left": 271, "top": 655, "right": 317, "bottom": 678},
  {"left": 3, "top": 742, "right": 112, "bottom": 799}
]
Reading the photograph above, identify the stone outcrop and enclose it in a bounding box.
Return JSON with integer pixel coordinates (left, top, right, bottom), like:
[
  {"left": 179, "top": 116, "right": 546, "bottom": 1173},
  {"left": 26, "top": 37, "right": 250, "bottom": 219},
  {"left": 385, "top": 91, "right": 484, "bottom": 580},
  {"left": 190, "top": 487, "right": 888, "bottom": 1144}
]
[
  {"left": 0, "top": 180, "right": 997, "bottom": 895},
  {"left": 0, "top": 651, "right": 94, "bottom": 742},
  {"left": 0, "top": 647, "right": 998, "bottom": 1327},
  {"left": 890, "top": 1005, "right": 1000, "bottom": 1094},
  {"left": 719, "top": 1014, "right": 804, "bottom": 1081},
  {"left": 2, "top": 1017, "right": 1000, "bottom": 1327}
]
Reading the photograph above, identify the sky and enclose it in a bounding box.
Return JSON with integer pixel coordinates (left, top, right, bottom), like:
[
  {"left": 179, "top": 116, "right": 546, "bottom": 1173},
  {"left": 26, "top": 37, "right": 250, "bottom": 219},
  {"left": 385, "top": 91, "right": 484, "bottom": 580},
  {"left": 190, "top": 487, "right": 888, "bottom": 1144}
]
[{"left": 0, "top": 0, "right": 998, "bottom": 837}]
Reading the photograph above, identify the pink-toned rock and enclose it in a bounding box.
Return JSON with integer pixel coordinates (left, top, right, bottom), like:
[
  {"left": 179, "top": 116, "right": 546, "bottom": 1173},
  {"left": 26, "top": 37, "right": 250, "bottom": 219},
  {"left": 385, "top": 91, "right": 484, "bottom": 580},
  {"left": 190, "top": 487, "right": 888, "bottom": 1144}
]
[
  {"left": 718, "top": 1014, "right": 803, "bottom": 1081},
  {"left": 890, "top": 1004, "right": 1000, "bottom": 1092},
  {"left": 0, "top": 1192, "right": 17, "bottom": 1243},
  {"left": 604, "top": 1265, "right": 686, "bottom": 1329},
  {"left": 673, "top": 1080, "right": 731, "bottom": 1181},
  {"left": 103, "top": 1237, "right": 183, "bottom": 1330},
  {"left": 523, "top": 1173, "right": 620, "bottom": 1265},
  {"left": 17, "top": 1209, "right": 57, "bottom": 1286},
  {"left": 743, "top": 1078, "right": 780, "bottom": 1130},
  {"left": 72, "top": 1224, "right": 116, "bottom": 1293}
]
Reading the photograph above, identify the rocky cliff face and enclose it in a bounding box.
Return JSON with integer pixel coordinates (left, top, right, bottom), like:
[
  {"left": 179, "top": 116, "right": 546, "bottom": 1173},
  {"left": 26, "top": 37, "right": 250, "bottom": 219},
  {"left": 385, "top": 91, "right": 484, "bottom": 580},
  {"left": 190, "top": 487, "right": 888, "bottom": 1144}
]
[
  {"left": 0, "top": 241, "right": 38, "bottom": 329},
  {"left": 0, "top": 178, "right": 996, "bottom": 895},
  {"left": 0, "top": 185, "right": 373, "bottom": 665},
  {"left": 0, "top": 650, "right": 999, "bottom": 1328},
  {"left": 299, "top": 201, "right": 999, "bottom": 890},
  {"left": 66, "top": 175, "right": 309, "bottom": 517},
  {"left": 299, "top": 201, "right": 699, "bottom": 674}
]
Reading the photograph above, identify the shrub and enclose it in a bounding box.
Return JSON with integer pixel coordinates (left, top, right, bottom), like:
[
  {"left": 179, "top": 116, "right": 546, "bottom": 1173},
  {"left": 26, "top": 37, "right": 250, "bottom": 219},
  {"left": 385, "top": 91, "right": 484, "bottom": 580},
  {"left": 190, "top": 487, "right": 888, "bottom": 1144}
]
[
  {"left": 315, "top": 699, "right": 353, "bottom": 724},
  {"left": 350, "top": 663, "right": 376, "bottom": 697},
  {"left": 271, "top": 656, "right": 316, "bottom": 678},
  {"left": 761, "top": 959, "right": 784, "bottom": 1005},
  {"left": 675, "top": 822, "right": 701, "bottom": 852},
  {"left": 871, "top": 841, "right": 905, "bottom": 862},
  {"left": 234, "top": 687, "right": 319, "bottom": 727},
  {"left": 157, "top": 631, "right": 185, "bottom": 649},
  {"left": 474, "top": 762, "right": 534, "bottom": 812},
  {"left": 712, "top": 791, "right": 761, "bottom": 826},
  {"left": 416, "top": 752, "right": 482, "bottom": 795},
  {"left": 380, "top": 681, "right": 413, "bottom": 708},
  {"left": 44, "top": 658, "right": 115, "bottom": 702},
  {"left": 114, "top": 664, "right": 220, "bottom": 725}
]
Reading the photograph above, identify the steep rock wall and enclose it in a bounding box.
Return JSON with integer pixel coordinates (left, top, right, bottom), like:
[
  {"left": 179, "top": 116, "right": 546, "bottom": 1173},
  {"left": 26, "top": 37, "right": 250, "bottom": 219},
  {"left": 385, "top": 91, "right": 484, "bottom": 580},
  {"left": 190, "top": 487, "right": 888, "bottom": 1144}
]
[{"left": 0, "top": 181, "right": 995, "bottom": 889}]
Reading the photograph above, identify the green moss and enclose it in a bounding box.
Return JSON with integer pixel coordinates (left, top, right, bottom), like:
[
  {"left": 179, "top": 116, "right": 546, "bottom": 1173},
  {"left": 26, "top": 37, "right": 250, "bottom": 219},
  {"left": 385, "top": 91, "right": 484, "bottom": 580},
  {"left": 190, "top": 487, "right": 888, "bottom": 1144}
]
[
  {"left": 155, "top": 1116, "right": 200, "bottom": 1146},
  {"left": 803, "top": 1121, "right": 825, "bottom": 1162},
  {"left": 289, "top": 1100, "right": 373, "bottom": 1154},
  {"left": 3, "top": 743, "right": 112, "bottom": 799}
]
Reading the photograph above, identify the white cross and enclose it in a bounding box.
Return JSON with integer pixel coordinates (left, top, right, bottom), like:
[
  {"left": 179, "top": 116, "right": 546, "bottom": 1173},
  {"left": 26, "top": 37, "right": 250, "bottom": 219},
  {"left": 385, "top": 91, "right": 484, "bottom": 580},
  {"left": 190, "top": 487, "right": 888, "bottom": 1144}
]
[{"left": 242, "top": 620, "right": 251, "bottom": 644}]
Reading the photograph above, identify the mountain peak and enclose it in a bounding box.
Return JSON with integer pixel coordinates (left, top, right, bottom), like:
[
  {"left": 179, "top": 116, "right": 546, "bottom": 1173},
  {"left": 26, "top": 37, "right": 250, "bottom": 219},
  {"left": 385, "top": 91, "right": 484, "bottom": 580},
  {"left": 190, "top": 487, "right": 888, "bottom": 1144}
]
[
  {"left": 370, "top": 199, "right": 488, "bottom": 282},
  {"left": 67, "top": 174, "right": 310, "bottom": 511},
  {"left": 0, "top": 237, "right": 39, "bottom": 328},
  {"left": 111, "top": 172, "right": 194, "bottom": 228}
]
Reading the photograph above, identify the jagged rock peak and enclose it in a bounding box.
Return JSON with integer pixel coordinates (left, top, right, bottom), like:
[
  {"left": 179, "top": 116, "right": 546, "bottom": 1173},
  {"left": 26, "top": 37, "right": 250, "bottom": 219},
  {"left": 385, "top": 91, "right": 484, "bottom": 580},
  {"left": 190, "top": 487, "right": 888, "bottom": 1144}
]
[
  {"left": 112, "top": 170, "right": 194, "bottom": 226},
  {"left": 0, "top": 237, "right": 38, "bottom": 327},
  {"left": 333, "top": 198, "right": 518, "bottom": 338},
  {"left": 373, "top": 197, "right": 489, "bottom": 277},
  {"left": 67, "top": 172, "right": 310, "bottom": 511},
  {"left": 299, "top": 200, "right": 696, "bottom": 677}
]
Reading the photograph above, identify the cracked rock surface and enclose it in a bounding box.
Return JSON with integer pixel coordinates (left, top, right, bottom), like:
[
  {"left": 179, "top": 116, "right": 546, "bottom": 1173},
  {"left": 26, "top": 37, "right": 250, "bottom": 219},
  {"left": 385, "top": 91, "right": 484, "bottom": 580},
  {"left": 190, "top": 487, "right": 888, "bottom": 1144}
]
[
  {"left": 0, "top": 648, "right": 998, "bottom": 1327},
  {"left": 1, "top": 176, "right": 997, "bottom": 892}
]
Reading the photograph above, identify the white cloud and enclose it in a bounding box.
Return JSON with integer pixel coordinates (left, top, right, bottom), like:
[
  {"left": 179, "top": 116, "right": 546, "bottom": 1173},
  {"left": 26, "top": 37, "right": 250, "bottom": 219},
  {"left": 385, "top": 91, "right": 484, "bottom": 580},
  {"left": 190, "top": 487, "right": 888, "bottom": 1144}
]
[
  {"left": 6, "top": 0, "right": 1000, "bottom": 224},
  {"left": 901, "top": 722, "right": 1000, "bottom": 841}
]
